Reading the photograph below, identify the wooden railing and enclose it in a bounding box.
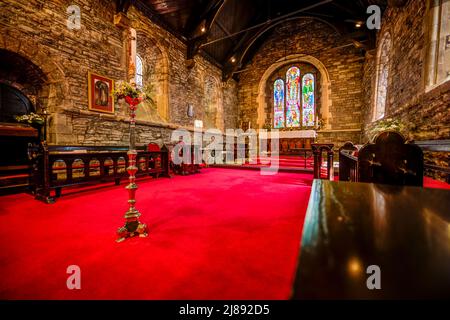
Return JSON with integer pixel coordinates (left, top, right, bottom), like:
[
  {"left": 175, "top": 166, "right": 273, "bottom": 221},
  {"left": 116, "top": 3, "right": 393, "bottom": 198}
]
[
  {"left": 312, "top": 143, "right": 334, "bottom": 180},
  {"left": 32, "top": 143, "right": 169, "bottom": 203},
  {"left": 338, "top": 142, "right": 360, "bottom": 182}
]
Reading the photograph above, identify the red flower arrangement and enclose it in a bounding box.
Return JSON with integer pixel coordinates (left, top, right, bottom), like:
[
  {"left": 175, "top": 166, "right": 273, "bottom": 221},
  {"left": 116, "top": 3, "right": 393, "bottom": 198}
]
[
  {"left": 113, "top": 81, "right": 147, "bottom": 108},
  {"left": 124, "top": 95, "right": 143, "bottom": 107}
]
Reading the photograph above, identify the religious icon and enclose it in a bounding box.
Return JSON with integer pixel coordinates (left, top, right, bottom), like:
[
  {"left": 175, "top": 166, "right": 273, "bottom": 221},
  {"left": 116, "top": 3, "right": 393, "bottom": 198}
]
[
  {"left": 88, "top": 72, "right": 114, "bottom": 114},
  {"left": 95, "top": 81, "right": 109, "bottom": 106}
]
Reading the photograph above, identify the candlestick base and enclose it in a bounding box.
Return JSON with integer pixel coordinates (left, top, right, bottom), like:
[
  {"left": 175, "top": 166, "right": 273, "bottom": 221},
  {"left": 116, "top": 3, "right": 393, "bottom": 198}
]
[{"left": 116, "top": 215, "right": 148, "bottom": 243}]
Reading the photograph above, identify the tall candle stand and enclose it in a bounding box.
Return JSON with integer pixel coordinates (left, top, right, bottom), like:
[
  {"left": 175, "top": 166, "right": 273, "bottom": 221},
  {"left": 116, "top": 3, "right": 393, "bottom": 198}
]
[{"left": 117, "top": 98, "right": 148, "bottom": 242}]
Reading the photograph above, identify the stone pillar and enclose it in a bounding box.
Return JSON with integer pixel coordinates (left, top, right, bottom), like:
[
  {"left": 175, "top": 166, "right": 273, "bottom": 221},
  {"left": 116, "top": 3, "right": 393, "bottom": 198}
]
[{"left": 128, "top": 28, "right": 137, "bottom": 82}]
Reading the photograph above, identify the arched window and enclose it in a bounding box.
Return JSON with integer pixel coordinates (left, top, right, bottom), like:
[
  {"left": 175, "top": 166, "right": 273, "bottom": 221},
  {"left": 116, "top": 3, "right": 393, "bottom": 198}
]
[
  {"left": 273, "top": 79, "right": 285, "bottom": 128},
  {"left": 272, "top": 66, "right": 316, "bottom": 128},
  {"left": 302, "top": 73, "right": 315, "bottom": 127},
  {"left": 374, "top": 33, "right": 391, "bottom": 121},
  {"left": 135, "top": 54, "right": 143, "bottom": 88},
  {"left": 286, "top": 66, "right": 301, "bottom": 128},
  {"left": 426, "top": 0, "right": 450, "bottom": 89}
]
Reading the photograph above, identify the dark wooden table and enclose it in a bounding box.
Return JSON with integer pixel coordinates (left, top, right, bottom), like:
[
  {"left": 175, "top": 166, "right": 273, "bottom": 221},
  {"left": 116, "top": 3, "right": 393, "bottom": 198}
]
[{"left": 292, "top": 179, "right": 450, "bottom": 299}]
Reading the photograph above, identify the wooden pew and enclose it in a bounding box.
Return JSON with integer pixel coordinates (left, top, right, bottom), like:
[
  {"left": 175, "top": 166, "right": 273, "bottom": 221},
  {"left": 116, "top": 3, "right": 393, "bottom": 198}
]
[
  {"left": 339, "top": 131, "right": 423, "bottom": 186},
  {"left": 292, "top": 179, "right": 450, "bottom": 299}
]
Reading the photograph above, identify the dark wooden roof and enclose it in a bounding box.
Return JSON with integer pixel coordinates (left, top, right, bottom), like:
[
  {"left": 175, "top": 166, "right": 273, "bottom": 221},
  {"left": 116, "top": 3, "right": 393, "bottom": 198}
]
[{"left": 124, "top": 0, "right": 390, "bottom": 79}]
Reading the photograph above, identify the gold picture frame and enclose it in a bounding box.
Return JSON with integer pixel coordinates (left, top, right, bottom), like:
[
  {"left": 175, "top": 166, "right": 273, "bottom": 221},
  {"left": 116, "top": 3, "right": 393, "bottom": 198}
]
[{"left": 88, "top": 71, "right": 114, "bottom": 114}]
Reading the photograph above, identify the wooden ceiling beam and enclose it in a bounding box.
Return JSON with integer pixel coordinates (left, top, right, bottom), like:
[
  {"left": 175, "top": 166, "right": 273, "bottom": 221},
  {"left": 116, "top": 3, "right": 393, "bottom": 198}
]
[
  {"left": 116, "top": 0, "right": 132, "bottom": 13},
  {"left": 388, "top": 0, "right": 408, "bottom": 7},
  {"left": 186, "top": 0, "right": 227, "bottom": 61}
]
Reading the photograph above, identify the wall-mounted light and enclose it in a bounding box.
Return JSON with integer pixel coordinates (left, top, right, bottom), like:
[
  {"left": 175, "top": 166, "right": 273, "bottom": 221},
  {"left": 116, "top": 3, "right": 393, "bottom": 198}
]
[
  {"left": 201, "top": 26, "right": 206, "bottom": 33},
  {"left": 231, "top": 57, "right": 236, "bottom": 63},
  {"left": 355, "top": 21, "right": 363, "bottom": 28},
  {"left": 194, "top": 119, "right": 203, "bottom": 128}
]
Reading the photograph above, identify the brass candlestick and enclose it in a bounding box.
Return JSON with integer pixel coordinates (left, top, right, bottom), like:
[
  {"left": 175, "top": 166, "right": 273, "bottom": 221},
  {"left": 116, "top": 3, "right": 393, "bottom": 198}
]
[{"left": 117, "top": 100, "right": 148, "bottom": 242}]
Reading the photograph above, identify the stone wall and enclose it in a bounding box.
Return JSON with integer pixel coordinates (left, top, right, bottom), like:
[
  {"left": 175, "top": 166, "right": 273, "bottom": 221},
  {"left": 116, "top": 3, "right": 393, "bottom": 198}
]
[
  {"left": 362, "top": 0, "right": 450, "bottom": 181},
  {"left": 237, "top": 18, "right": 365, "bottom": 150},
  {"left": 0, "top": 0, "right": 238, "bottom": 146}
]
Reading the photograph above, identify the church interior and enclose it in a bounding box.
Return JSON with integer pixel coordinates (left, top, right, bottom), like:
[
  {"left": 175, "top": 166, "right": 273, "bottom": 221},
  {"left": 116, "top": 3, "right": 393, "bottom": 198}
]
[{"left": 0, "top": 0, "right": 449, "bottom": 300}]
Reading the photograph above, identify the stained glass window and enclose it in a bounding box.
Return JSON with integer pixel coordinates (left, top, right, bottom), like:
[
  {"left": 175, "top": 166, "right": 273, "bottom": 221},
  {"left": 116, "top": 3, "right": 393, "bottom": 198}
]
[
  {"left": 285, "top": 67, "right": 301, "bottom": 127},
  {"left": 135, "top": 54, "right": 143, "bottom": 88},
  {"left": 302, "top": 73, "right": 315, "bottom": 127},
  {"left": 273, "top": 79, "right": 285, "bottom": 128},
  {"left": 272, "top": 66, "right": 317, "bottom": 128}
]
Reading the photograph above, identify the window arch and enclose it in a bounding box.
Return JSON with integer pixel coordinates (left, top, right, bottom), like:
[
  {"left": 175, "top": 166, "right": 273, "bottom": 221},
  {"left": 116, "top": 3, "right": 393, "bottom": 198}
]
[
  {"left": 426, "top": 0, "right": 450, "bottom": 89},
  {"left": 135, "top": 54, "right": 143, "bottom": 88},
  {"left": 272, "top": 66, "right": 316, "bottom": 128},
  {"left": 374, "top": 33, "right": 391, "bottom": 121}
]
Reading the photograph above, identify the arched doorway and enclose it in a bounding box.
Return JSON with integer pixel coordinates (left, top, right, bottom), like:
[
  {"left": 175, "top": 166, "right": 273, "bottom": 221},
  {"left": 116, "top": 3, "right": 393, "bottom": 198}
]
[
  {"left": 0, "top": 49, "right": 47, "bottom": 193},
  {"left": 0, "top": 83, "right": 35, "bottom": 123}
]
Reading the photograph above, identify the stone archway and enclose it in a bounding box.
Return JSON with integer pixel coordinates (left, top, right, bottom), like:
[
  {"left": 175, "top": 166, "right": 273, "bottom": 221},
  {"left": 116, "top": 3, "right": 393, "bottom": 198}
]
[
  {"left": 0, "top": 29, "right": 69, "bottom": 143},
  {"left": 203, "top": 75, "right": 223, "bottom": 130},
  {"left": 257, "top": 54, "right": 332, "bottom": 129},
  {"left": 134, "top": 29, "right": 170, "bottom": 122}
]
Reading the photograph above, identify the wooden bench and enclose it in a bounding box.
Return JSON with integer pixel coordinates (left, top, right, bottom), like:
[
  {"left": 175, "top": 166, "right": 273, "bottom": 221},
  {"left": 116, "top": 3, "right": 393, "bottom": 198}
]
[
  {"left": 32, "top": 143, "right": 169, "bottom": 203},
  {"left": 292, "top": 179, "right": 450, "bottom": 299}
]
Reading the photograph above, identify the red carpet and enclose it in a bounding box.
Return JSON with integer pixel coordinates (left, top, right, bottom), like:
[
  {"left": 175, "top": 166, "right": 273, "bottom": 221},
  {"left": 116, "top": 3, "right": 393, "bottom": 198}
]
[
  {"left": 0, "top": 168, "right": 313, "bottom": 300},
  {"left": 424, "top": 176, "right": 450, "bottom": 190}
]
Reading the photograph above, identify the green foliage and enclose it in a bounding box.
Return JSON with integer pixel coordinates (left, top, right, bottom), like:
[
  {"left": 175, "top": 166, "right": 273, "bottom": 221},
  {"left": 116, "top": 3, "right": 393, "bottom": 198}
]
[
  {"left": 371, "top": 118, "right": 404, "bottom": 134},
  {"left": 15, "top": 113, "right": 44, "bottom": 126},
  {"left": 113, "top": 81, "right": 142, "bottom": 99},
  {"left": 113, "top": 81, "right": 156, "bottom": 108}
]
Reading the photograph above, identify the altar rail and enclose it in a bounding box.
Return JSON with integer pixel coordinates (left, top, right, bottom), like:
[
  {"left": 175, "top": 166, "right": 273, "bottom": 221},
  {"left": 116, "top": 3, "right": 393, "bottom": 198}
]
[
  {"left": 32, "top": 144, "right": 169, "bottom": 203},
  {"left": 338, "top": 131, "right": 423, "bottom": 187}
]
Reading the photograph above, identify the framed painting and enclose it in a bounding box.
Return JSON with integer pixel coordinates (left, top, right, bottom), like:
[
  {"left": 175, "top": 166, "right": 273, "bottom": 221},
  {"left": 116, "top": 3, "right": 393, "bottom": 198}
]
[{"left": 88, "top": 71, "right": 114, "bottom": 114}]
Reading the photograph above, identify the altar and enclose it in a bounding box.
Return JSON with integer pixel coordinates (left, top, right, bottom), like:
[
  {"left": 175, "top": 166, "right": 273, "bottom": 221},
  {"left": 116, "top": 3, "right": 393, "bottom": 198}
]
[{"left": 259, "top": 130, "right": 316, "bottom": 154}]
